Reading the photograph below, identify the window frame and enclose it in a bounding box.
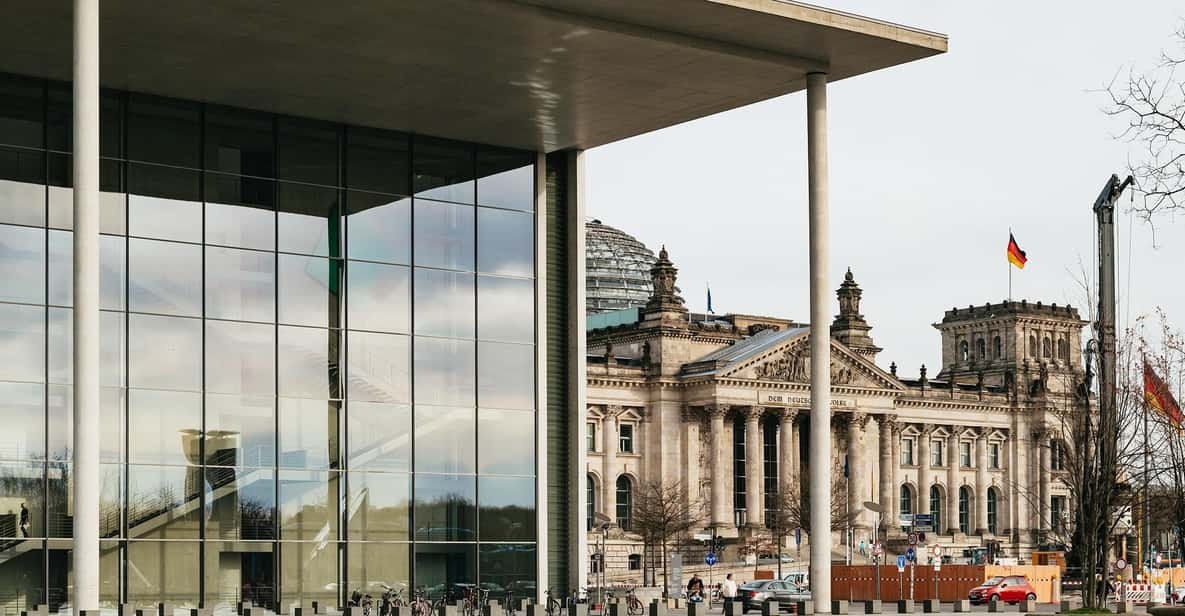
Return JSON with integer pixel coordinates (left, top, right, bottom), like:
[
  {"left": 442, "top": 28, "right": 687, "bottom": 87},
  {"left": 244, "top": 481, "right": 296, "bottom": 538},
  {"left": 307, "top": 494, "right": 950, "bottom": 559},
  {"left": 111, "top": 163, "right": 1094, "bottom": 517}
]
[
  {"left": 618, "top": 422, "right": 635, "bottom": 454},
  {"left": 587, "top": 422, "right": 597, "bottom": 453},
  {"left": 989, "top": 442, "right": 1001, "bottom": 469},
  {"left": 960, "top": 441, "right": 972, "bottom": 468},
  {"left": 931, "top": 439, "right": 944, "bottom": 467},
  {"left": 901, "top": 437, "right": 915, "bottom": 466}
]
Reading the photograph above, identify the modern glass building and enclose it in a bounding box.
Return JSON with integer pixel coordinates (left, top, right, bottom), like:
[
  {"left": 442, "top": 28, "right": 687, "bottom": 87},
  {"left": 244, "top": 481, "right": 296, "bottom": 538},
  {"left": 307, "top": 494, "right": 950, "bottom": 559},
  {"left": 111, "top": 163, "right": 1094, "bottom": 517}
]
[{"left": 0, "top": 1, "right": 944, "bottom": 613}]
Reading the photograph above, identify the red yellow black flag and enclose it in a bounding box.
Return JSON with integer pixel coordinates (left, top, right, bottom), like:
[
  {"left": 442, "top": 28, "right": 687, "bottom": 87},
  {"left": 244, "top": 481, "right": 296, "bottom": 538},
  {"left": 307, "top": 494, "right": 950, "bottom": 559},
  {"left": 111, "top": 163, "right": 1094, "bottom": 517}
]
[{"left": 1007, "top": 233, "right": 1027, "bottom": 269}]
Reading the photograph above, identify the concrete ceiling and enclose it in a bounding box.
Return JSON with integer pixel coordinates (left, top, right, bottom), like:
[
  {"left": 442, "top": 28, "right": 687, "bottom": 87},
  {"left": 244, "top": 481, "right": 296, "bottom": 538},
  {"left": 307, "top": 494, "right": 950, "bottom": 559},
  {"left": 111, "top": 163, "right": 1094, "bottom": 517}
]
[{"left": 0, "top": 0, "right": 946, "bottom": 152}]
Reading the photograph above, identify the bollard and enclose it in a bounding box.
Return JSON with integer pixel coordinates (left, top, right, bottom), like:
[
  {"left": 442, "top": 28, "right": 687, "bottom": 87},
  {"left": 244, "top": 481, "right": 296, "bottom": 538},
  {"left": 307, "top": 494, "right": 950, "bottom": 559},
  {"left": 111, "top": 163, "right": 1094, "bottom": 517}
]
[
  {"left": 313, "top": 603, "right": 322, "bottom": 615},
  {"left": 724, "top": 600, "right": 740, "bottom": 616},
  {"left": 864, "top": 600, "right": 882, "bottom": 614},
  {"left": 609, "top": 602, "right": 624, "bottom": 616},
  {"left": 686, "top": 602, "right": 702, "bottom": 616},
  {"left": 648, "top": 600, "right": 667, "bottom": 616},
  {"left": 987, "top": 600, "right": 1002, "bottom": 613},
  {"left": 526, "top": 604, "right": 544, "bottom": 616},
  {"left": 1058, "top": 600, "right": 1072, "bottom": 613},
  {"left": 440, "top": 605, "right": 459, "bottom": 616},
  {"left": 795, "top": 601, "right": 814, "bottom": 615},
  {"left": 159, "top": 603, "right": 170, "bottom": 616},
  {"left": 952, "top": 600, "right": 970, "bottom": 613},
  {"left": 761, "top": 599, "right": 780, "bottom": 616},
  {"left": 80, "top": 610, "right": 104, "bottom": 616},
  {"left": 921, "top": 600, "right": 939, "bottom": 613},
  {"left": 190, "top": 610, "right": 212, "bottom": 616},
  {"left": 831, "top": 600, "right": 849, "bottom": 615},
  {"left": 347, "top": 607, "right": 365, "bottom": 616},
  {"left": 484, "top": 602, "right": 505, "bottom": 616},
  {"left": 568, "top": 604, "right": 587, "bottom": 616},
  {"left": 1116, "top": 601, "right": 1134, "bottom": 614},
  {"left": 1017, "top": 599, "right": 1035, "bottom": 613},
  {"left": 896, "top": 600, "right": 914, "bottom": 614}
]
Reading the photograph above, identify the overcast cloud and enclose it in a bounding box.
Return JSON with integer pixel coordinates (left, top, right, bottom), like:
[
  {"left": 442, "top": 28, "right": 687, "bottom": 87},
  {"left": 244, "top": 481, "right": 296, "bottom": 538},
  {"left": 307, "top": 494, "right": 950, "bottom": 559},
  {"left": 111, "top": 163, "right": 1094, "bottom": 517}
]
[{"left": 585, "top": 0, "right": 1185, "bottom": 377}]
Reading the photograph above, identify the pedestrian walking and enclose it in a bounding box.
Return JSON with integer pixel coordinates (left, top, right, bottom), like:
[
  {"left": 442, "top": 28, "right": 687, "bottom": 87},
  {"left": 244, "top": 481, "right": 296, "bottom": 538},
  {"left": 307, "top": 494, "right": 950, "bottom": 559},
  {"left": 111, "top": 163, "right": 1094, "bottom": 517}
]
[{"left": 721, "top": 574, "right": 738, "bottom": 611}]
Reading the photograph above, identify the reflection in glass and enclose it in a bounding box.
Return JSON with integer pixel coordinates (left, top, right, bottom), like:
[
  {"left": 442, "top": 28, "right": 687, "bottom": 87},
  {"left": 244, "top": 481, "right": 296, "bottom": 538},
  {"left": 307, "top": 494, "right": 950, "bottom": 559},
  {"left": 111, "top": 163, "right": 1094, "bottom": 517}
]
[
  {"left": 477, "top": 207, "right": 533, "bottom": 277},
  {"left": 205, "top": 105, "right": 275, "bottom": 177},
  {"left": 46, "top": 184, "right": 127, "bottom": 235},
  {"left": 479, "top": 544, "right": 536, "bottom": 599},
  {"left": 478, "top": 410, "right": 535, "bottom": 476},
  {"left": 478, "top": 342, "right": 534, "bottom": 411},
  {"left": 205, "top": 176, "right": 276, "bottom": 251},
  {"left": 414, "top": 268, "right": 474, "bottom": 339},
  {"left": 127, "top": 540, "right": 201, "bottom": 608},
  {"left": 126, "top": 95, "right": 200, "bottom": 168},
  {"left": 0, "top": 541, "right": 43, "bottom": 613},
  {"left": 477, "top": 276, "right": 534, "bottom": 344},
  {"left": 204, "top": 541, "right": 276, "bottom": 610},
  {"left": 348, "top": 401, "right": 411, "bottom": 472},
  {"left": 44, "top": 540, "right": 123, "bottom": 610},
  {"left": 347, "top": 472, "right": 411, "bottom": 541},
  {"left": 414, "top": 199, "right": 474, "bottom": 271},
  {"left": 278, "top": 254, "right": 342, "bottom": 328},
  {"left": 205, "top": 246, "right": 276, "bottom": 322},
  {"left": 206, "top": 467, "right": 276, "bottom": 540},
  {"left": 127, "top": 181, "right": 202, "bottom": 243},
  {"left": 414, "top": 474, "right": 476, "bottom": 542},
  {"left": 278, "top": 399, "right": 340, "bottom": 470},
  {"left": 278, "top": 326, "right": 342, "bottom": 399},
  {"left": 479, "top": 476, "right": 536, "bottom": 541},
  {"left": 205, "top": 394, "right": 275, "bottom": 468},
  {"left": 347, "top": 260, "right": 409, "bottom": 333},
  {"left": 47, "top": 231, "right": 126, "bottom": 309},
  {"left": 206, "top": 320, "right": 276, "bottom": 397},
  {"left": 127, "top": 465, "right": 201, "bottom": 539},
  {"left": 129, "top": 238, "right": 202, "bottom": 316},
  {"left": 0, "top": 173, "right": 47, "bottom": 227},
  {"left": 281, "top": 541, "right": 339, "bottom": 610},
  {"left": 47, "top": 462, "right": 122, "bottom": 539},
  {"left": 278, "top": 117, "right": 338, "bottom": 186},
  {"left": 278, "top": 469, "right": 339, "bottom": 540},
  {"left": 128, "top": 314, "right": 202, "bottom": 391},
  {"left": 0, "top": 224, "right": 44, "bottom": 304},
  {"left": 0, "top": 382, "right": 44, "bottom": 461},
  {"left": 477, "top": 149, "right": 534, "bottom": 211},
  {"left": 128, "top": 389, "right": 201, "bottom": 466},
  {"left": 413, "top": 338, "right": 475, "bottom": 407},
  {"left": 414, "top": 543, "right": 476, "bottom": 599},
  {"left": 346, "top": 192, "right": 410, "bottom": 265},
  {"left": 346, "top": 128, "right": 409, "bottom": 195},
  {"left": 0, "top": 303, "right": 45, "bottom": 383},
  {"left": 0, "top": 74, "right": 45, "bottom": 149},
  {"left": 348, "top": 542, "right": 410, "bottom": 599},
  {"left": 0, "top": 461, "right": 44, "bottom": 538},
  {"left": 347, "top": 332, "right": 410, "bottom": 404},
  {"left": 414, "top": 406, "right": 475, "bottom": 475},
  {"left": 414, "top": 137, "right": 474, "bottom": 204},
  {"left": 45, "top": 385, "right": 125, "bottom": 464},
  {"left": 278, "top": 182, "right": 340, "bottom": 257}
]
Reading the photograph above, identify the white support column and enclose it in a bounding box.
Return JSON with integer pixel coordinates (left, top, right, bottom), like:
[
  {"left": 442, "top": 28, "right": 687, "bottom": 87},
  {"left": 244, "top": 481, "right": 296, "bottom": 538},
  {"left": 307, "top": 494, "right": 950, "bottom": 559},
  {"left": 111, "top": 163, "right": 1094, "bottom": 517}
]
[
  {"left": 879, "top": 417, "right": 895, "bottom": 538},
  {"left": 918, "top": 427, "right": 932, "bottom": 518},
  {"left": 709, "top": 405, "right": 730, "bottom": 528},
  {"left": 806, "top": 70, "right": 832, "bottom": 611},
  {"left": 975, "top": 432, "right": 989, "bottom": 535},
  {"left": 1037, "top": 429, "right": 1051, "bottom": 537},
  {"left": 779, "top": 410, "right": 798, "bottom": 505},
  {"left": 683, "top": 406, "right": 702, "bottom": 515},
  {"left": 847, "top": 413, "right": 868, "bottom": 534},
  {"left": 72, "top": 0, "right": 101, "bottom": 609},
  {"left": 602, "top": 408, "right": 620, "bottom": 524},
  {"left": 744, "top": 407, "right": 764, "bottom": 528},
  {"left": 947, "top": 430, "right": 960, "bottom": 534}
]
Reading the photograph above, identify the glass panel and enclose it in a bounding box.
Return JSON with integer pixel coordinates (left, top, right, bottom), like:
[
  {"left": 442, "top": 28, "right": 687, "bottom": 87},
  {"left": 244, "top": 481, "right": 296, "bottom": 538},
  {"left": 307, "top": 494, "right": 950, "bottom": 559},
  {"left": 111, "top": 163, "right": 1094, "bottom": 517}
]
[
  {"left": 0, "top": 224, "right": 45, "bottom": 304},
  {"left": 478, "top": 476, "right": 535, "bottom": 541},
  {"left": 0, "top": 303, "right": 44, "bottom": 383},
  {"left": 206, "top": 105, "right": 275, "bottom": 177},
  {"left": 47, "top": 231, "right": 126, "bottom": 309},
  {"left": 0, "top": 171, "right": 46, "bottom": 227},
  {"left": 127, "top": 465, "right": 202, "bottom": 539},
  {"left": 414, "top": 406, "right": 474, "bottom": 475},
  {"left": 278, "top": 182, "right": 341, "bottom": 257},
  {"left": 476, "top": 148, "right": 534, "bottom": 211},
  {"left": 0, "top": 541, "right": 44, "bottom": 613},
  {"left": 129, "top": 238, "right": 202, "bottom": 316},
  {"left": 45, "top": 385, "right": 125, "bottom": 464},
  {"left": 347, "top": 402, "right": 411, "bottom": 472},
  {"left": 413, "top": 338, "right": 475, "bottom": 407},
  {"left": 0, "top": 382, "right": 44, "bottom": 461},
  {"left": 47, "top": 462, "right": 122, "bottom": 539},
  {"left": 278, "top": 116, "right": 338, "bottom": 186},
  {"left": 47, "top": 183, "right": 127, "bottom": 235},
  {"left": 128, "top": 314, "right": 202, "bottom": 391},
  {"left": 479, "top": 544, "right": 536, "bottom": 600},
  {"left": 206, "top": 246, "right": 276, "bottom": 322},
  {"left": 206, "top": 467, "right": 276, "bottom": 540},
  {"left": 44, "top": 540, "right": 123, "bottom": 610},
  {"left": 414, "top": 268, "right": 474, "bottom": 339},
  {"left": 477, "top": 276, "right": 533, "bottom": 344},
  {"left": 278, "top": 326, "right": 342, "bottom": 399},
  {"left": 127, "top": 389, "right": 202, "bottom": 466},
  {"left": 413, "top": 474, "right": 476, "bottom": 541},
  {"left": 347, "top": 331, "right": 410, "bottom": 403},
  {"left": 478, "top": 410, "right": 535, "bottom": 476},
  {"left": 279, "top": 254, "right": 343, "bottom": 328},
  {"left": 0, "top": 461, "right": 44, "bottom": 538},
  {"left": 414, "top": 137, "right": 474, "bottom": 204},
  {"left": 44, "top": 86, "right": 122, "bottom": 157},
  {"left": 348, "top": 542, "right": 410, "bottom": 600},
  {"left": 413, "top": 543, "right": 476, "bottom": 600},
  {"left": 346, "top": 128, "right": 409, "bottom": 195},
  {"left": 127, "top": 95, "right": 200, "bottom": 168},
  {"left": 346, "top": 191, "right": 410, "bottom": 264},
  {"left": 348, "top": 260, "right": 409, "bottom": 333},
  {"left": 280, "top": 541, "right": 338, "bottom": 611},
  {"left": 206, "top": 320, "right": 276, "bottom": 396},
  {"left": 127, "top": 164, "right": 202, "bottom": 243},
  {"left": 278, "top": 469, "right": 339, "bottom": 540},
  {"left": 279, "top": 399, "right": 340, "bottom": 470},
  {"left": 126, "top": 541, "right": 201, "bottom": 608},
  {"left": 204, "top": 541, "right": 276, "bottom": 610},
  {"left": 206, "top": 174, "right": 276, "bottom": 250},
  {"left": 347, "top": 471, "right": 411, "bottom": 541},
  {"left": 0, "top": 75, "right": 43, "bottom": 149},
  {"left": 477, "top": 207, "right": 533, "bottom": 277},
  {"left": 478, "top": 342, "right": 534, "bottom": 411},
  {"left": 205, "top": 394, "right": 275, "bottom": 468},
  {"left": 414, "top": 199, "right": 474, "bottom": 271}
]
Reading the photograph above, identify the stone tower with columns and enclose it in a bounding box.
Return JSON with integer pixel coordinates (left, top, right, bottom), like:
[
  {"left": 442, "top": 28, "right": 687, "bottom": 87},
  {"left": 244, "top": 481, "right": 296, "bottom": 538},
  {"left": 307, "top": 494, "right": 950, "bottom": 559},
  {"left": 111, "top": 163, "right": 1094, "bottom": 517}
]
[{"left": 830, "top": 268, "right": 882, "bottom": 360}]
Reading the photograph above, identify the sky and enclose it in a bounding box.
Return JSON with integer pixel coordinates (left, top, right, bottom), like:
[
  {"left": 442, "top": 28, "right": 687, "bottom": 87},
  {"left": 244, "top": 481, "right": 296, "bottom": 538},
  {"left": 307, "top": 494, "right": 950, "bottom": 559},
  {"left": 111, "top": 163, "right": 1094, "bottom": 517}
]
[{"left": 584, "top": 0, "right": 1185, "bottom": 377}]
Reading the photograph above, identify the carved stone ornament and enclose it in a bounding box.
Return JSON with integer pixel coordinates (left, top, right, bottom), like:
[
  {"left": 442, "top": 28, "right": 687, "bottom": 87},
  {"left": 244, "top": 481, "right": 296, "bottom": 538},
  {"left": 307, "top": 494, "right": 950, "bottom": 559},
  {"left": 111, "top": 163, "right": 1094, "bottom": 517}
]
[
  {"left": 754, "top": 347, "right": 809, "bottom": 382},
  {"left": 705, "top": 404, "right": 730, "bottom": 420},
  {"left": 605, "top": 404, "right": 625, "bottom": 417},
  {"left": 777, "top": 408, "right": 799, "bottom": 423}
]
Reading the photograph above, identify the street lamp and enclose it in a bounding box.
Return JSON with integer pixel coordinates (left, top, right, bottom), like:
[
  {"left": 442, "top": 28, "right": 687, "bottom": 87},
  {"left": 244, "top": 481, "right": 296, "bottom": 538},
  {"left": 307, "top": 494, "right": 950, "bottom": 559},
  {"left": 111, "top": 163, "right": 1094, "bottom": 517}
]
[
  {"left": 865, "top": 501, "right": 886, "bottom": 602},
  {"left": 593, "top": 513, "right": 613, "bottom": 610}
]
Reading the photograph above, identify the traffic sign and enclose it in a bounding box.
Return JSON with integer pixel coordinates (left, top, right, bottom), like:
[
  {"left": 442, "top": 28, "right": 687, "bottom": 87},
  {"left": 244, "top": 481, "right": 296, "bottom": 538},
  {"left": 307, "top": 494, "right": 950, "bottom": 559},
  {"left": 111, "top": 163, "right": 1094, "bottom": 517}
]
[
  {"left": 931, "top": 544, "right": 944, "bottom": 558},
  {"left": 705, "top": 552, "right": 718, "bottom": 566},
  {"left": 873, "top": 543, "right": 885, "bottom": 557},
  {"left": 795, "top": 527, "right": 802, "bottom": 546},
  {"left": 897, "top": 555, "right": 907, "bottom": 572},
  {"left": 1116, "top": 558, "right": 1128, "bottom": 571},
  {"left": 908, "top": 532, "right": 919, "bottom": 546},
  {"left": 933, "top": 561, "right": 941, "bottom": 572},
  {"left": 906, "top": 547, "right": 916, "bottom": 562}
]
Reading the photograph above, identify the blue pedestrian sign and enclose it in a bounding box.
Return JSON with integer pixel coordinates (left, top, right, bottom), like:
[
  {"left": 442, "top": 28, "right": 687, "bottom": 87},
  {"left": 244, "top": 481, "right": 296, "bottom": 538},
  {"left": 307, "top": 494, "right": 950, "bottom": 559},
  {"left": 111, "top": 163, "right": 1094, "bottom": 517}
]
[
  {"left": 897, "top": 555, "right": 907, "bottom": 571},
  {"left": 795, "top": 527, "right": 801, "bottom": 546},
  {"left": 705, "top": 552, "right": 718, "bottom": 566},
  {"left": 905, "top": 547, "right": 916, "bottom": 562}
]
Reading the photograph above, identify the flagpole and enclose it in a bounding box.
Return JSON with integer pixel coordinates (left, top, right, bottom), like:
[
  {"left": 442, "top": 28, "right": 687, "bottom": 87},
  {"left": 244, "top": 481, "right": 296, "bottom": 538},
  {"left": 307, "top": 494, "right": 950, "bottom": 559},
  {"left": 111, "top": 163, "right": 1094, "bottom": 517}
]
[{"left": 1008, "top": 227, "right": 1012, "bottom": 302}]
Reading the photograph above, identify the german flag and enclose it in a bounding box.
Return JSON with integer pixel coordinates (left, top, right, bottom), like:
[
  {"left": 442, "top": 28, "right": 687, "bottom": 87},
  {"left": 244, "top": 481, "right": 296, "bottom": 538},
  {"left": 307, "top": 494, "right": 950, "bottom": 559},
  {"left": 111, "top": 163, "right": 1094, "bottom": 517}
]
[
  {"left": 1145, "top": 360, "right": 1184, "bottom": 430},
  {"left": 1007, "top": 233, "right": 1027, "bottom": 269}
]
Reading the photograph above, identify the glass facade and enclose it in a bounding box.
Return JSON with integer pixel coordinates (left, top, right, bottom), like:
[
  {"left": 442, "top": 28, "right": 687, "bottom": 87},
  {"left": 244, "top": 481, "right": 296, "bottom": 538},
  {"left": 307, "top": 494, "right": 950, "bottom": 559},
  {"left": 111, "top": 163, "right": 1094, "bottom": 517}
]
[{"left": 0, "top": 73, "right": 537, "bottom": 612}]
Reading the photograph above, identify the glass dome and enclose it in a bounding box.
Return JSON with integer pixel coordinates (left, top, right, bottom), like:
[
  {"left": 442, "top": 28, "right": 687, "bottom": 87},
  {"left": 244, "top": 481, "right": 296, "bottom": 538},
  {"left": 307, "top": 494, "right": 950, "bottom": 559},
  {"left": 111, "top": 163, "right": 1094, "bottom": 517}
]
[{"left": 586, "top": 219, "right": 656, "bottom": 314}]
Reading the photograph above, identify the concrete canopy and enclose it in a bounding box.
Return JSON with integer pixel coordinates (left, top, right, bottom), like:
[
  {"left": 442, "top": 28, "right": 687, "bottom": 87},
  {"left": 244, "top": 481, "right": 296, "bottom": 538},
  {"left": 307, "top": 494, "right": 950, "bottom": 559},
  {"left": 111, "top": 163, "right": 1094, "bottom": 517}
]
[{"left": 2, "top": 0, "right": 945, "bottom": 152}]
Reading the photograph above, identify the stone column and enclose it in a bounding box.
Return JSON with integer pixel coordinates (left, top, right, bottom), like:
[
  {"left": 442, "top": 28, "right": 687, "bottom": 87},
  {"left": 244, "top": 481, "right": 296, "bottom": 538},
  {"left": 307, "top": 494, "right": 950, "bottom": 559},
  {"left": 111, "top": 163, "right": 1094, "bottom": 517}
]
[
  {"left": 602, "top": 406, "right": 620, "bottom": 524},
  {"left": 682, "top": 406, "right": 702, "bottom": 515},
  {"left": 847, "top": 412, "right": 869, "bottom": 533},
  {"left": 708, "top": 405, "right": 730, "bottom": 528},
  {"left": 918, "top": 426, "right": 933, "bottom": 519},
  {"left": 779, "top": 409, "right": 798, "bottom": 504},
  {"left": 744, "top": 406, "right": 764, "bottom": 528},
  {"left": 1037, "top": 427, "right": 1051, "bottom": 537},
  {"left": 947, "top": 428, "right": 960, "bottom": 534},
  {"left": 890, "top": 422, "right": 902, "bottom": 523},
  {"left": 975, "top": 431, "right": 989, "bottom": 535},
  {"left": 879, "top": 418, "right": 897, "bottom": 534}
]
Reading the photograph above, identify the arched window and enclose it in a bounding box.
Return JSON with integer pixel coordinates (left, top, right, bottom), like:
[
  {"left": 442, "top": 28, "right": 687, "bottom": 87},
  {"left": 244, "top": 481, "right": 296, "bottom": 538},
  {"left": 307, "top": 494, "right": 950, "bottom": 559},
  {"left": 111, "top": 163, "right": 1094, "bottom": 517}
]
[
  {"left": 900, "top": 485, "right": 913, "bottom": 517},
  {"left": 958, "top": 486, "right": 971, "bottom": 534},
  {"left": 993, "top": 336, "right": 1002, "bottom": 359},
  {"left": 987, "top": 488, "right": 999, "bottom": 535},
  {"left": 587, "top": 474, "right": 596, "bottom": 531},
  {"left": 1029, "top": 335, "right": 1037, "bottom": 357},
  {"left": 1043, "top": 337, "right": 1052, "bottom": 358},
  {"left": 976, "top": 338, "right": 986, "bottom": 360},
  {"left": 929, "top": 485, "right": 942, "bottom": 534},
  {"left": 959, "top": 340, "right": 969, "bottom": 362},
  {"left": 616, "top": 476, "right": 633, "bottom": 531}
]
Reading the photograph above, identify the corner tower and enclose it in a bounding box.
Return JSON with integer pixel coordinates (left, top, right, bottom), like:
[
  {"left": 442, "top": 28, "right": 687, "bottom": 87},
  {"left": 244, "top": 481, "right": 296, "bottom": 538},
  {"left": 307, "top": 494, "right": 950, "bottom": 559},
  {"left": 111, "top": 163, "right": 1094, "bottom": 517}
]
[{"left": 830, "top": 268, "right": 882, "bottom": 360}]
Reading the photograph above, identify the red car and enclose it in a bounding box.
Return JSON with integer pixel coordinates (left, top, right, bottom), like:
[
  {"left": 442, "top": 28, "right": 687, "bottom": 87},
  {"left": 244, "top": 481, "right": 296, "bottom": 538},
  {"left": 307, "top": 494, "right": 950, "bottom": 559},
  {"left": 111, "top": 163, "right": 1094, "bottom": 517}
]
[{"left": 967, "top": 575, "right": 1038, "bottom": 605}]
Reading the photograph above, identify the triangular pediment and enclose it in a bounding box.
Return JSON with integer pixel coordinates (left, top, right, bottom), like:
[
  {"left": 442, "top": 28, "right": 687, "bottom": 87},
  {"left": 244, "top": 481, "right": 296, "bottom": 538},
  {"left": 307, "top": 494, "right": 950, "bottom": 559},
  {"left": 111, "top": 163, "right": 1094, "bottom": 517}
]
[{"left": 719, "top": 332, "right": 906, "bottom": 391}]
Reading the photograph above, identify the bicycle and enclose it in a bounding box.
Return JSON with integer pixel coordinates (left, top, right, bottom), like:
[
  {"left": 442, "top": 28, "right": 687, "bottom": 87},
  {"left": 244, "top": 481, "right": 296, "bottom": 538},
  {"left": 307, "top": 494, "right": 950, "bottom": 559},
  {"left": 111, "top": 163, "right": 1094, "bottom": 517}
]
[
  {"left": 544, "top": 589, "right": 564, "bottom": 616},
  {"left": 380, "top": 587, "right": 407, "bottom": 616},
  {"left": 411, "top": 587, "right": 444, "bottom": 616},
  {"left": 623, "top": 586, "right": 644, "bottom": 616}
]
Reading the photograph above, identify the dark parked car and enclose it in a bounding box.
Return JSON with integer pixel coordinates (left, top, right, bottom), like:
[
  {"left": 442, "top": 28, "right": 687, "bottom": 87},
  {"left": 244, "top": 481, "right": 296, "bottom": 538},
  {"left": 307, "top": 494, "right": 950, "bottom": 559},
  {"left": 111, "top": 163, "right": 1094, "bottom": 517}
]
[{"left": 738, "top": 580, "right": 811, "bottom": 613}]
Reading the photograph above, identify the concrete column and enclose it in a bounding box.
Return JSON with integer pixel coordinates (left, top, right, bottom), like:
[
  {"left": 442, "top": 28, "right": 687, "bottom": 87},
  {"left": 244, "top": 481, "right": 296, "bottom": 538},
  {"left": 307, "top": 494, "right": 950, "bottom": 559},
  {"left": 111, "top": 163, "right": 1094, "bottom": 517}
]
[
  {"left": 917, "top": 427, "right": 932, "bottom": 519},
  {"left": 709, "top": 405, "right": 730, "bottom": 528},
  {"left": 744, "top": 407, "right": 764, "bottom": 528},
  {"left": 879, "top": 418, "right": 895, "bottom": 537},
  {"left": 806, "top": 71, "right": 832, "bottom": 611},
  {"left": 847, "top": 413, "right": 868, "bottom": 534},
  {"left": 947, "top": 430, "right": 960, "bottom": 534},
  {"left": 683, "top": 406, "right": 702, "bottom": 515},
  {"left": 72, "top": 0, "right": 101, "bottom": 609},
  {"left": 975, "top": 433, "right": 989, "bottom": 535},
  {"left": 779, "top": 410, "right": 798, "bottom": 505},
  {"left": 1037, "top": 429, "right": 1051, "bottom": 536},
  {"left": 603, "top": 408, "right": 620, "bottom": 524},
  {"left": 890, "top": 422, "right": 901, "bottom": 525}
]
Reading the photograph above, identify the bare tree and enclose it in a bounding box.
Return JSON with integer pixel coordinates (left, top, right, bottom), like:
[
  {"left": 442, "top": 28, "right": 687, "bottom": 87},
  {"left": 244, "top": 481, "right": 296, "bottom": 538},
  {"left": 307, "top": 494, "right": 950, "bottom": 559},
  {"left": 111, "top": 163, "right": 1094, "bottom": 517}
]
[
  {"left": 1139, "top": 309, "right": 1185, "bottom": 568},
  {"left": 782, "top": 456, "right": 849, "bottom": 536},
  {"left": 1103, "top": 20, "right": 1185, "bottom": 219},
  {"left": 631, "top": 479, "right": 703, "bottom": 594}
]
